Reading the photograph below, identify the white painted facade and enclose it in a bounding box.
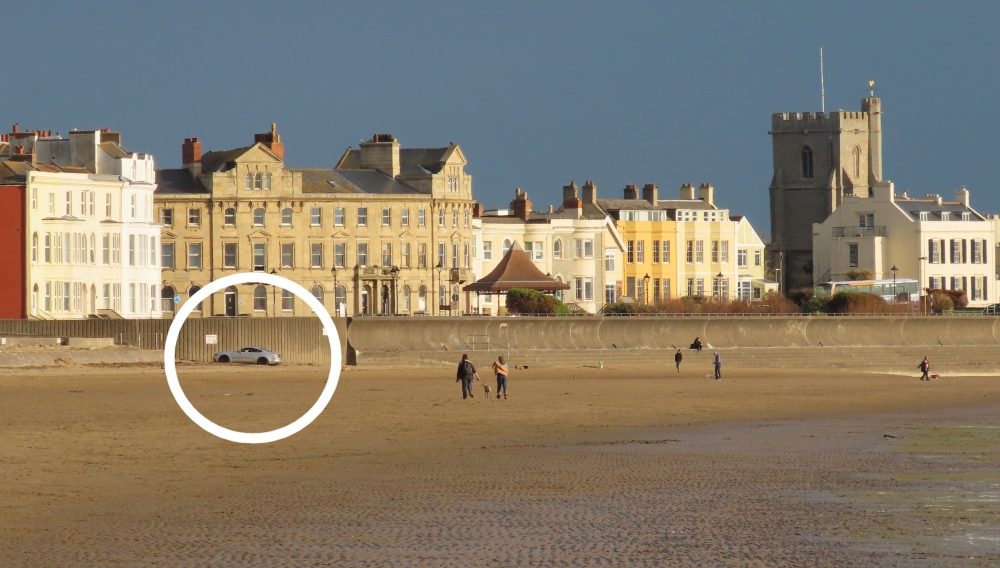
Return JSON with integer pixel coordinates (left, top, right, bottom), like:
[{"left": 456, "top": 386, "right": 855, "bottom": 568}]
[{"left": 813, "top": 181, "right": 995, "bottom": 307}]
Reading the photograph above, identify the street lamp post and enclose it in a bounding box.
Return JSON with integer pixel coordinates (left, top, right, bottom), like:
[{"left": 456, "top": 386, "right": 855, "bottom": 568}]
[
  {"left": 716, "top": 272, "right": 725, "bottom": 300},
  {"left": 917, "top": 256, "right": 927, "bottom": 314},
  {"left": 436, "top": 262, "right": 444, "bottom": 316},
  {"left": 890, "top": 265, "right": 898, "bottom": 304},
  {"left": 643, "top": 273, "right": 650, "bottom": 305}
]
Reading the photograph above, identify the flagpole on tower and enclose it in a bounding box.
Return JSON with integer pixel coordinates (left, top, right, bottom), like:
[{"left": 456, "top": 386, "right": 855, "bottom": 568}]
[{"left": 820, "top": 47, "right": 825, "bottom": 113}]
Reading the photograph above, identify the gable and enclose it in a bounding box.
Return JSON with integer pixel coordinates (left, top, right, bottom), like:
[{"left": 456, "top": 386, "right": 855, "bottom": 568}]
[
  {"left": 441, "top": 145, "right": 467, "bottom": 167},
  {"left": 238, "top": 144, "right": 282, "bottom": 164}
]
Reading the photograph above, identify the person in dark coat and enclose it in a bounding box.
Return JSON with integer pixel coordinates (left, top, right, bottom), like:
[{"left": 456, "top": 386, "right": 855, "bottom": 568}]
[
  {"left": 457, "top": 354, "right": 480, "bottom": 399},
  {"left": 691, "top": 337, "right": 703, "bottom": 353},
  {"left": 918, "top": 357, "right": 930, "bottom": 381},
  {"left": 674, "top": 349, "right": 683, "bottom": 373}
]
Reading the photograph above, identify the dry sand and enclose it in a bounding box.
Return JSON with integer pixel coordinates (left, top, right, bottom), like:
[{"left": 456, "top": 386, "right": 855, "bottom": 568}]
[{"left": 3, "top": 362, "right": 1000, "bottom": 566}]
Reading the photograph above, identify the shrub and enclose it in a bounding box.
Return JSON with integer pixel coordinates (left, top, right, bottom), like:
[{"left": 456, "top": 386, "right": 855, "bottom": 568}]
[
  {"left": 787, "top": 287, "right": 815, "bottom": 307},
  {"left": 924, "top": 288, "right": 967, "bottom": 313},
  {"left": 844, "top": 268, "right": 874, "bottom": 281},
  {"left": 505, "top": 288, "right": 569, "bottom": 315},
  {"left": 800, "top": 296, "right": 830, "bottom": 314},
  {"left": 601, "top": 292, "right": 798, "bottom": 315},
  {"left": 825, "top": 291, "right": 907, "bottom": 314}
]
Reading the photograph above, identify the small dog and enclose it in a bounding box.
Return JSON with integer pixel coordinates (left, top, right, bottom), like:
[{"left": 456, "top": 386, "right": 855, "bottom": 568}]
[{"left": 483, "top": 383, "right": 492, "bottom": 397}]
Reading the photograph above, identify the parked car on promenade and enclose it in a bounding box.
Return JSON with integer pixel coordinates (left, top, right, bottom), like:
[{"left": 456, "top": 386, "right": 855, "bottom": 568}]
[{"left": 213, "top": 347, "right": 282, "bottom": 365}]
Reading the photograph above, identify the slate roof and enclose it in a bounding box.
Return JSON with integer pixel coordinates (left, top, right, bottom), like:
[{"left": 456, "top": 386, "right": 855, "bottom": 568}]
[
  {"left": 895, "top": 198, "right": 985, "bottom": 220},
  {"left": 200, "top": 146, "right": 253, "bottom": 174},
  {"left": 0, "top": 141, "right": 8, "bottom": 157},
  {"left": 596, "top": 198, "right": 716, "bottom": 212},
  {"left": 0, "top": 161, "right": 31, "bottom": 183},
  {"left": 155, "top": 169, "right": 208, "bottom": 194},
  {"left": 99, "top": 142, "right": 129, "bottom": 159},
  {"left": 287, "top": 168, "right": 421, "bottom": 195},
  {"left": 464, "top": 242, "right": 570, "bottom": 293},
  {"left": 337, "top": 145, "right": 454, "bottom": 176}
]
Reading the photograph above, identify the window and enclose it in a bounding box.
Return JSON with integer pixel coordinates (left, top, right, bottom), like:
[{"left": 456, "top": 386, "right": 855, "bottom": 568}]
[
  {"left": 849, "top": 243, "right": 859, "bottom": 267},
  {"left": 382, "top": 208, "right": 391, "bottom": 226},
  {"left": 188, "top": 286, "right": 202, "bottom": 311},
  {"left": 721, "top": 241, "right": 729, "bottom": 263},
  {"left": 329, "top": 207, "right": 341, "bottom": 226},
  {"left": 418, "top": 209, "right": 426, "bottom": 227},
  {"left": 262, "top": 173, "right": 271, "bottom": 191},
  {"left": 525, "top": 242, "right": 544, "bottom": 261},
  {"left": 502, "top": 239, "right": 512, "bottom": 257},
  {"left": 31, "top": 188, "right": 36, "bottom": 210},
  {"left": 100, "top": 234, "right": 108, "bottom": 264},
  {"left": 312, "top": 207, "right": 323, "bottom": 226},
  {"left": 253, "top": 243, "right": 267, "bottom": 272},
  {"left": 418, "top": 243, "right": 427, "bottom": 268},
  {"left": 653, "top": 278, "right": 661, "bottom": 302},
  {"left": 712, "top": 241, "right": 719, "bottom": 263},
  {"left": 401, "top": 208, "right": 409, "bottom": 226},
  {"left": 662, "top": 241, "right": 670, "bottom": 264},
  {"left": 972, "top": 239, "right": 984, "bottom": 264},
  {"left": 105, "top": 193, "right": 112, "bottom": 218},
  {"left": 437, "top": 243, "right": 446, "bottom": 268},
  {"left": 434, "top": 209, "right": 443, "bottom": 228},
  {"left": 738, "top": 249, "right": 748, "bottom": 267},
  {"left": 402, "top": 242, "right": 411, "bottom": 267},
  {"left": 801, "top": 146, "right": 814, "bottom": 178},
  {"left": 245, "top": 173, "right": 253, "bottom": 190},
  {"left": 605, "top": 249, "right": 615, "bottom": 272},
  {"left": 584, "top": 277, "right": 593, "bottom": 301},
  {"left": 254, "top": 173, "right": 262, "bottom": 191},
  {"left": 311, "top": 285, "right": 326, "bottom": 306},
  {"left": 381, "top": 242, "right": 392, "bottom": 266},
  {"left": 188, "top": 208, "right": 201, "bottom": 227},
  {"left": 627, "top": 241, "right": 634, "bottom": 263},
  {"left": 653, "top": 241, "right": 660, "bottom": 263},
  {"left": 334, "top": 242, "right": 345, "bottom": 268},
  {"left": 223, "top": 207, "right": 236, "bottom": 226},
  {"left": 605, "top": 284, "right": 617, "bottom": 304},
  {"left": 253, "top": 285, "right": 266, "bottom": 311},
  {"left": 452, "top": 209, "right": 458, "bottom": 227},
  {"left": 89, "top": 191, "right": 95, "bottom": 216},
  {"left": 162, "top": 243, "right": 175, "bottom": 268},
  {"left": 755, "top": 250, "right": 761, "bottom": 266},
  {"left": 335, "top": 286, "right": 347, "bottom": 313},
  {"left": 129, "top": 283, "right": 136, "bottom": 313},
  {"left": 357, "top": 243, "right": 368, "bottom": 267},
  {"left": 575, "top": 278, "right": 583, "bottom": 301},
  {"left": 696, "top": 278, "right": 704, "bottom": 296},
  {"left": 161, "top": 208, "right": 173, "bottom": 226},
  {"left": 636, "top": 241, "right": 644, "bottom": 263},
  {"left": 31, "top": 233, "right": 37, "bottom": 262},
  {"left": 663, "top": 279, "right": 671, "bottom": 300},
  {"left": 282, "top": 289, "right": 294, "bottom": 311},
  {"left": 929, "top": 239, "right": 941, "bottom": 264},
  {"left": 112, "top": 234, "right": 120, "bottom": 264},
  {"left": 48, "top": 193, "right": 55, "bottom": 215},
  {"left": 81, "top": 192, "right": 87, "bottom": 216},
  {"left": 483, "top": 241, "right": 493, "bottom": 261},
  {"left": 311, "top": 243, "right": 324, "bottom": 268},
  {"left": 858, "top": 213, "right": 875, "bottom": 229},
  {"left": 357, "top": 207, "right": 367, "bottom": 226},
  {"left": 253, "top": 208, "right": 265, "bottom": 226},
  {"left": 464, "top": 243, "right": 470, "bottom": 268},
  {"left": 130, "top": 194, "right": 136, "bottom": 219},
  {"left": 695, "top": 241, "right": 704, "bottom": 263},
  {"left": 464, "top": 210, "right": 470, "bottom": 228},
  {"left": 452, "top": 243, "right": 459, "bottom": 268},
  {"left": 401, "top": 285, "right": 411, "bottom": 311},
  {"left": 281, "top": 243, "right": 294, "bottom": 268},
  {"left": 188, "top": 243, "right": 203, "bottom": 269},
  {"left": 65, "top": 191, "right": 72, "bottom": 215},
  {"left": 128, "top": 234, "right": 136, "bottom": 266},
  {"left": 281, "top": 208, "right": 293, "bottom": 226},
  {"left": 224, "top": 243, "right": 238, "bottom": 268},
  {"left": 686, "top": 241, "right": 694, "bottom": 263},
  {"left": 553, "top": 239, "right": 562, "bottom": 259}
]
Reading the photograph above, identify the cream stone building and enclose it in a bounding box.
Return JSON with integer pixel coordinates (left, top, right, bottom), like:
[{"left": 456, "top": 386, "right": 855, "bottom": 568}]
[
  {"left": 3, "top": 127, "right": 161, "bottom": 319},
  {"left": 813, "top": 182, "right": 995, "bottom": 307},
  {"left": 474, "top": 187, "right": 625, "bottom": 314},
  {"left": 154, "top": 127, "right": 476, "bottom": 317}
]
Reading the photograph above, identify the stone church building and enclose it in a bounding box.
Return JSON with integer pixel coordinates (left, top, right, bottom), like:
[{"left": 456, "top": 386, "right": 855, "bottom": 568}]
[{"left": 769, "top": 97, "right": 883, "bottom": 290}]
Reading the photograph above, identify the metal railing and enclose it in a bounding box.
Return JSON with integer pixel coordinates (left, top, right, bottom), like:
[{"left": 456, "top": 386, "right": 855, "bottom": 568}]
[{"left": 833, "top": 226, "right": 887, "bottom": 237}]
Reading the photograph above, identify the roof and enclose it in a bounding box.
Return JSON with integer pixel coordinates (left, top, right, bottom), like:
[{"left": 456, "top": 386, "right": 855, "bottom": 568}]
[
  {"left": 596, "top": 198, "right": 716, "bottom": 212},
  {"left": 200, "top": 146, "right": 253, "bottom": 173},
  {"left": 99, "top": 141, "right": 130, "bottom": 159},
  {"left": 336, "top": 145, "right": 455, "bottom": 176},
  {"left": 463, "top": 242, "right": 570, "bottom": 293},
  {"left": 155, "top": 168, "right": 208, "bottom": 194},
  {"left": 896, "top": 198, "right": 985, "bottom": 220},
  {"left": 0, "top": 141, "right": 8, "bottom": 157},
  {"left": 288, "top": 168, "right": 421, "bottom": 194},
  {"left": 0, "top": 160, "right": 93, "bottom": 183}
]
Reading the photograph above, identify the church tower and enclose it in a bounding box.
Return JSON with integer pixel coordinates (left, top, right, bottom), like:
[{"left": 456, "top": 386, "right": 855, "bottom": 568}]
[{"left": 768, "top": 97, "right": 883, "bottom": 291}]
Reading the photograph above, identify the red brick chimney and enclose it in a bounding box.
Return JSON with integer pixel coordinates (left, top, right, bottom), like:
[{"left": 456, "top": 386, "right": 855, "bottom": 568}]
[
  {"left": 472, "top": 203, "right": 483, "bottom": 218},
  {"left": 562, "top": 180, "right": 582, "bottom": 210},
  {"left": 182, "top": 137, "right": 202, "bottom": 165},
  {"left": 510, "top": 187, "right": 531, "bottom": 220},
  {"left": 10, "top": 146, "right": 36, "bottom": 165},
  {"left": 254, "top": 123, "right": 284, "bottom": 160}
]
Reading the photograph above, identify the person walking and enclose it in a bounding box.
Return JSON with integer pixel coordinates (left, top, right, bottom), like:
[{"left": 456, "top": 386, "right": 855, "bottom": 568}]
[
  {"left": 692, "top": 337, "right": 703, "bottom": 353},
  {"left": 674, "top": 349, "right": 683, "bottom": 373},
  {"left": 457, "top": 354, "right": 480, "bottom": 399},
  {"left": 713, "top": 351, "right": 722, "bottom": 380},
  {"left": 491, "top": 356, "right": 509, "bottom": 399},
  {"left": 918, "top": 356, "right": 930, "bottom": 381}
]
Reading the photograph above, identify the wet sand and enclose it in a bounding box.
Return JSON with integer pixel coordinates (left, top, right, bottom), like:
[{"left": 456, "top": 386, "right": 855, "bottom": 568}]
[{"left": 3, "top": 363, "right": 1000, "bottom": 566}]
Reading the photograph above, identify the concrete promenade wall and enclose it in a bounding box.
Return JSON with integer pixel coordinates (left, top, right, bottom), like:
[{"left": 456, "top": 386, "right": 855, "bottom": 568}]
[
  {"left": 0, "top": 317, "right": 349, "bottom": 366},
  {"left": 346, "top": 316, "right": 1000, "bottom": 356}
]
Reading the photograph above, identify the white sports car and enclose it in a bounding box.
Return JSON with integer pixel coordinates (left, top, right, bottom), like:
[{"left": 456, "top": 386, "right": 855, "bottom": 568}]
[{"left": 212, "top": 347, "right": 282, "bottom": 365}]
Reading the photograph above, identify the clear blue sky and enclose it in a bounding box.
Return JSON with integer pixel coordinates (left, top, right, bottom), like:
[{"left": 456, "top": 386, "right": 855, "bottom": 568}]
[{"left": 4, "top": 1, "right": 999, "bottom": 238}]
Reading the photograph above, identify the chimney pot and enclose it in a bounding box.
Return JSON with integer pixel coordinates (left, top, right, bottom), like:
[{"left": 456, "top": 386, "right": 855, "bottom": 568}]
[
  {"left": 182, "top": 137, "right": 203, "bottom": 165},
  {"left": 11, "top": 123, "right": 18, "bottom": 133}
]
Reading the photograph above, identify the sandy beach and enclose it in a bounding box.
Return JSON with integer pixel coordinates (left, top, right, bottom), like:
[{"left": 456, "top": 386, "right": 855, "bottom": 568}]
[{"left": 3, "top": 362, "right": 1000, "bottom": 566}]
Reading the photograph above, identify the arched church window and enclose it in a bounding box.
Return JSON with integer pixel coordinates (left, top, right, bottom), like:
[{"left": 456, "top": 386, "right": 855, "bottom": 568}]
[{"left": 801, "top": 146, "right": 814, "bottom": 179}]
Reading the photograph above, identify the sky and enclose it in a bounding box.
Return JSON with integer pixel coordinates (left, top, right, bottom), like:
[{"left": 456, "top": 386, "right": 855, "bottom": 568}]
[{"left": 3, "top": 1, "right": 1000, "bottom": 239}]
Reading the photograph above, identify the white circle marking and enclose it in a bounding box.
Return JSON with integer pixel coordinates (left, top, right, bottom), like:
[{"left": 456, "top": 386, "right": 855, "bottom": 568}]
[{"left": 164, "top": 272, "right": 342, "bottom": 444}]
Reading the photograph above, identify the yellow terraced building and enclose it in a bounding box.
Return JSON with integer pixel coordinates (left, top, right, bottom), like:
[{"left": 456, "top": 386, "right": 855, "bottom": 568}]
[{"left": 562, "top": 180, "right": 771, "bottom": 302}]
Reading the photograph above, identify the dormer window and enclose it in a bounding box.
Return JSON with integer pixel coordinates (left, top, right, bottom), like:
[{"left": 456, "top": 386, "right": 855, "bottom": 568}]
[
  {"left": 918, "top": 212, "right": 928, "bottom": 221},
  {"left": 940, "top": 212, "right": 950, "bottom": 221},
  {"left": 962, "top": 212, "right": 971, "bottom": 221}
]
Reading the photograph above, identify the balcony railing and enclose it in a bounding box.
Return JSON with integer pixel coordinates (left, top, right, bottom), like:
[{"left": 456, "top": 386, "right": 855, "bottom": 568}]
[{"left": 833, "top": 226, "right": 887, "bottom": 238}]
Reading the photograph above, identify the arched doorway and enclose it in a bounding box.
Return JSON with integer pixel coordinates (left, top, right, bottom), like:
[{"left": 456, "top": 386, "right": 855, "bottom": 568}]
[
  {"left": 162, "top": 286, "right": 175, "bottom": 315},
  {"left": 335, "top": 285, "right": 347, "bottom": 317},
  {"left": 224, "top": 286, "right": 238, "bottom": 316},
  {"left": 189, "top": 285, "right": 203, "bottom": 313},
  {"left": 418, "top": 285, "right": 427, "bottom": 312}
]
